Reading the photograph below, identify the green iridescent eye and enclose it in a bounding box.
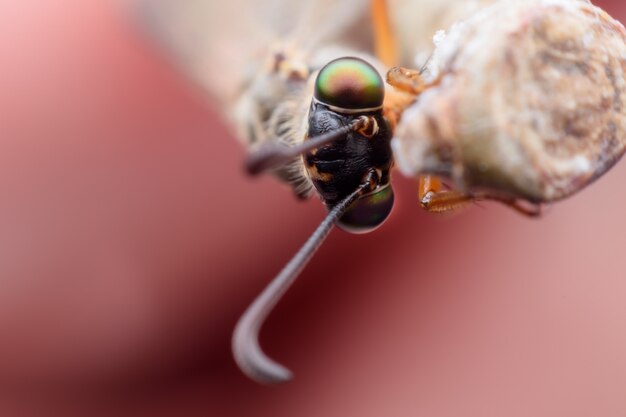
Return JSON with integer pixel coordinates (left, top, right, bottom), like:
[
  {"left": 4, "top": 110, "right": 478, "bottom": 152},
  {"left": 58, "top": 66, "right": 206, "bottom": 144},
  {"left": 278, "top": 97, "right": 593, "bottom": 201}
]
[
  {"left": 314, "top": 57, "right": 384, "bottom": 111},
  {"left": 337, "top": 185, "right": 395, "bottom": 234}
]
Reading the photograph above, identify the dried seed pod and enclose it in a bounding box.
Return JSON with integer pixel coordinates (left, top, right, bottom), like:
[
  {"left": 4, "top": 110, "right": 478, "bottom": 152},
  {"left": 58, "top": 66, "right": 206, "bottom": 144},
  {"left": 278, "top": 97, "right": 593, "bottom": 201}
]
[{"left": 392, "top": 0, "right": 626, "bottom": 203}]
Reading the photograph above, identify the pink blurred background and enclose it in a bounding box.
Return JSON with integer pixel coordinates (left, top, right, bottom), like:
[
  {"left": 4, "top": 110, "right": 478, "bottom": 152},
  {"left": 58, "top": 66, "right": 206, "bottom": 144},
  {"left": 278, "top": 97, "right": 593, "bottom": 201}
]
[{"left": 1, "top": 1, "right": 626, "bottom": 416}]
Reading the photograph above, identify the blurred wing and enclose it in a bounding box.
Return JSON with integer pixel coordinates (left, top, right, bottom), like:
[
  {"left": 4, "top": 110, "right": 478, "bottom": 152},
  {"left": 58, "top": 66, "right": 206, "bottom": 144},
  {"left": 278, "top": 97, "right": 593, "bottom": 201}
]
[
  {"left": 388, "top": 0, "right": 498, "bottom": 69},
  {"left": 138, "top": 0, "right": 372, "bottom": 106}
]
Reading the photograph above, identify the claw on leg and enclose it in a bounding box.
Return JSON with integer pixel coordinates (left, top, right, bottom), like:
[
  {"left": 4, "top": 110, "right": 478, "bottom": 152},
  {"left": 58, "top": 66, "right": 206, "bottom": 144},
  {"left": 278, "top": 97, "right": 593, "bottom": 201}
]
[
  {"left": 387, "top": 67, "right": 427, "bottom": 95},
  {"left": 418, "top": 175, "right": 472, "bottom": 214}
]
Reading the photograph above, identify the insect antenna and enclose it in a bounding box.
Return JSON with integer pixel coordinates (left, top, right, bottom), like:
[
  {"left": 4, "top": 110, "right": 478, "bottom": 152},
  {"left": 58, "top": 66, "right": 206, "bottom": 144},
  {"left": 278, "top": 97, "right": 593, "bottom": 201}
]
[
  {"left": 232, "top": 170, "right": 376, "bottom": 384},
  {"left": 245, "top": 118, "right": 366, "bottom": 175}
]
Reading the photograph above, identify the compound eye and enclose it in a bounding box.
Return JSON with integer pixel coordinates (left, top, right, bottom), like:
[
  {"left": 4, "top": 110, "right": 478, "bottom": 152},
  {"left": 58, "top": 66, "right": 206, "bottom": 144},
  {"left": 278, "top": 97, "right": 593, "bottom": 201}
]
[
  {"left": 314, "top": 57, "right": 384, "bottom": 111},
  {"left": 337, "top": 185, "right": 394, "bottom": 234}
]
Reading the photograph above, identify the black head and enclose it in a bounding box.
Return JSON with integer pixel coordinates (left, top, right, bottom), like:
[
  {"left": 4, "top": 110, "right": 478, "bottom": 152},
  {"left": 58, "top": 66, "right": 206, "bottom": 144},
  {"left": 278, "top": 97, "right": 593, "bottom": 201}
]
[{"left": 307, "top": 57, "right": 394, "bottom": 234}]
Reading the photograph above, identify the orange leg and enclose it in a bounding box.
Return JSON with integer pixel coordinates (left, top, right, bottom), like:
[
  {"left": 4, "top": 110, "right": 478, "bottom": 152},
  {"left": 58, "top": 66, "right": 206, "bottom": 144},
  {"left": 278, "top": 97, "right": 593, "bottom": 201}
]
[
  {"left": 384, "top": 66, "right": 430, "bottom": 128},
  {"left": 418, "top": 175, "right": 473, "bottom": 213},
  {"left": 418, "top": 175, "right": 543, "bottom": 217},
  {"left": 371, "top": 0, "right": 398, "bottom": 68},
  {"left": 387, "top": 67, "right": 427, "bottom": 96},
  {"left": 371, "top": 1, "right": 424, "bottom": 129}
]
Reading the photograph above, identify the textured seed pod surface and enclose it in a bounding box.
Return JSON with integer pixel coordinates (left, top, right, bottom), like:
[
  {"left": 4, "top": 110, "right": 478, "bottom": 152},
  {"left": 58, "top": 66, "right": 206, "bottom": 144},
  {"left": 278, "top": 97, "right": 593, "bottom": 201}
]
[{"left": 393, "top": 0, "right": 626, "bottom": 202}]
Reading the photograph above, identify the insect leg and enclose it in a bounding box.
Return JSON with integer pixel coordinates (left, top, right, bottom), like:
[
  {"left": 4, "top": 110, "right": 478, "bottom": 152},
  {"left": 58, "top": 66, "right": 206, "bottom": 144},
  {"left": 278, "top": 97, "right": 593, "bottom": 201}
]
[
  {"left": 386, "top": 67, "right": 427, "bottom": 95},
  {"left": 418, "top": 175, "right": 473, "bottom": 214},
  {"left": 371, "top": 0, "right": 397, "bottom": 67},
  {"left": 419, "top": 175, "right": 544, "bottom": 217}
]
